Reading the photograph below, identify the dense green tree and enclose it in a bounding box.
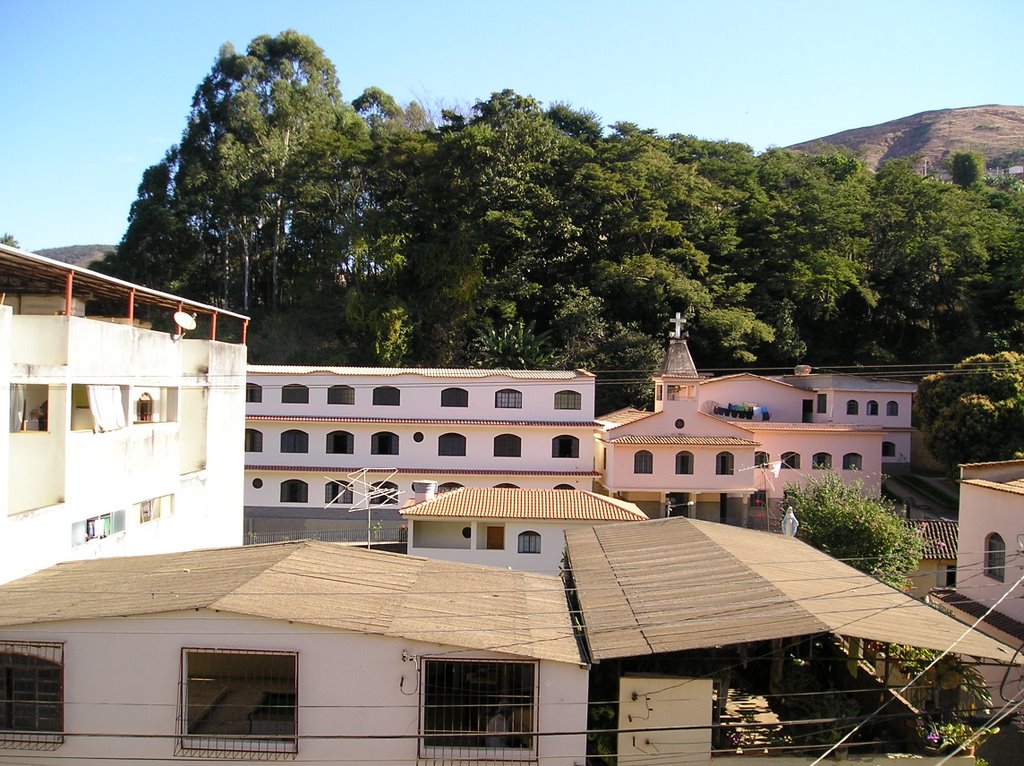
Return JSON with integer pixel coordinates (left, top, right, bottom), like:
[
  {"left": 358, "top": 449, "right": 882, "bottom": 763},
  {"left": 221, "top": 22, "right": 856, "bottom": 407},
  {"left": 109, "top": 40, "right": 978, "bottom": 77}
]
[
  {"left": 949, "top": 151, "right": 985, "bottom": 189},
  {"left": 786, "top": 473, "right": 924, "bottom": 588},
  {"left": 914, "top": 352, "right": 1024, "bottom": 474},
  {"left": 0, "top": 233, "right": 18, "bottom": 247}
]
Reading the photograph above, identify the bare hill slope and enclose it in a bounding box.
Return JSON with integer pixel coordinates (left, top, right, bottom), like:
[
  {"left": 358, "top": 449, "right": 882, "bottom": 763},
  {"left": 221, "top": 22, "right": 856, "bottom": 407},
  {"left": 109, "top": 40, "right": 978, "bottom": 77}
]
[{"left": 787, "top": 105, "right": 1024, "bottom": 171}]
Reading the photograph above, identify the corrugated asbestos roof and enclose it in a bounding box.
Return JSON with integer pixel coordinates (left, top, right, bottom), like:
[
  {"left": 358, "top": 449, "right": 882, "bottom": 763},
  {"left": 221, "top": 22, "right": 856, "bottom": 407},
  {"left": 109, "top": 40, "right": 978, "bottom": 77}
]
[
  {"left": 248, "top": 415, "right": 597, "bottom": 428},
  {"left": 249, "top": 365, "right": 591, "bottom": 380},
  {"left": 565, "top": 517, "right": 1018, "bottom": 663},
  {"left": 605, "top": 435, "right": 759, "bottom": 446},
  {"left": 0, "top": 541, "right": 583, "bottom": 665},
  {"left": 246, "top": 464, "right": 601, "bottom": 477},
  {"left": 907, "top": 519, "right": 959, "bottom": 560},
  {"left": 401, "top": 487, "right": 648, "bottom": 522}
]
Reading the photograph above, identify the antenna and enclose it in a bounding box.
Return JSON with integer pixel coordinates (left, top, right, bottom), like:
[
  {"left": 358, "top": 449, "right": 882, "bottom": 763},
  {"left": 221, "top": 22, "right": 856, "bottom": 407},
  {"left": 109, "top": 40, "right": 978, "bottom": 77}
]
[{"left": 172, "top": 311, "right": 197, "bottom": 340}]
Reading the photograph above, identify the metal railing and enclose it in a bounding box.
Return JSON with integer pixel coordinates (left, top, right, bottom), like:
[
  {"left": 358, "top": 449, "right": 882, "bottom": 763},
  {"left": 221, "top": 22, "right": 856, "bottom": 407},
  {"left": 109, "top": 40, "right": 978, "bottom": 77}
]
[{"left": 245, "top": 522, "right": 408, "bottom": 546}]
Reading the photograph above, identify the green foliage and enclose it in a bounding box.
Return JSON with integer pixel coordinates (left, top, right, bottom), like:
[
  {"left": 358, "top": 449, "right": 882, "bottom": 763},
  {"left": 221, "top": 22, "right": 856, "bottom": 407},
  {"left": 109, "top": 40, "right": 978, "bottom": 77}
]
[
  {"left": 950, "top": 151, "right": 985, "bottom": 189},
  {"left": 470, "top": 319, "right": 556, "bottom": 368},
  {"left": 914, "top": 352, "right": 1024, "bottom": 474},
  {"left": 0, "top": 233, "right": 18, "bottom": 247},
  {"left": 786, "top": 473, "right": 924, "bottom": 587}
]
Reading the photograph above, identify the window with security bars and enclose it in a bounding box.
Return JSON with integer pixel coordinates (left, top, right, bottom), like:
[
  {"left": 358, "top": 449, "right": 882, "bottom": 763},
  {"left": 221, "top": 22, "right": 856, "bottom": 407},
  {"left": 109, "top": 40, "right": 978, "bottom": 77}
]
[
  {"left": 327, "top": 385, "right": 355, "bottom": 405},
  {"left": 421, "top": 659, "right": 536, "bottom": 757},
  {"left": 553, "top": 390, "right": 581, "bottom": 410},
  {"left": 178, "top": 648, "right": 297, "bottom": 758},
  {"left": 494, "top": 389, "right": 522, "bottom": 409},
  {"left": 0, "top": 641, "right": 63, "bottom": 750}
]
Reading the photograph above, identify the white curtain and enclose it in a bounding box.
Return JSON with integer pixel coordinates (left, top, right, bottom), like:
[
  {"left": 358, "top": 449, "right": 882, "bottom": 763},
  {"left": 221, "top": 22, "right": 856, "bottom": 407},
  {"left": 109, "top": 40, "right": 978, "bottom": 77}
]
[
  {"left": 9, "top": 384, "right": 25, "bottom": 431},
  {"left": 88, "top": 385, "right": 126, "bottom": 432}
]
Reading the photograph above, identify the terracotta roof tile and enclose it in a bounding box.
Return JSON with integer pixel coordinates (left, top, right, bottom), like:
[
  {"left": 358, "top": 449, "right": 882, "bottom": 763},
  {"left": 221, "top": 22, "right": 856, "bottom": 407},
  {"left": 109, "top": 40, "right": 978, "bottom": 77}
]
[
  {"left": 248, "top": 415, "right": 596, "bottom": 428},
  {"left": 605, "top": 434, "right": 759, "bottom": 446},
  {"left": 930, "top": 590, "right": 1024, "bottom": 643},
  {"left": 245, "top": 465, "right": 601, "bottom": 477},
  {"left": 738, "top": 421, "right": 883, "bottom": 433},
  {"left": 596, "top": 408, "right": 654, "bottom": 429},
  {"left": 907, "top": 519, "right": 958, "bottom": 560},
  {"left": 402, "top": 487, "right": 647, "bottom": 522},
  {"left": 249, "top": 365, "right": 592, "bottom": 380},
  {"left": 961, "top": 478, "right": 1024, "bottom": 497}
]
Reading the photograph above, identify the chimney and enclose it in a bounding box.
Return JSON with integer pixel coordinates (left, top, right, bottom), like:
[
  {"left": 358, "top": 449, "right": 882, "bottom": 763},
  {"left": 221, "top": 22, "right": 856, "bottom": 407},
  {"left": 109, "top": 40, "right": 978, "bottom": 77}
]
[{"left": 411, "top": 480, "right": 437, "bottom": 503}]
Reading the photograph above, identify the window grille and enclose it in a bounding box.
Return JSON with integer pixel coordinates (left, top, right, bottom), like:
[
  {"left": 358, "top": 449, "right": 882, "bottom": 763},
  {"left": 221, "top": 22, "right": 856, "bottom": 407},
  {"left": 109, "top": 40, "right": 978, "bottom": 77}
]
[
  {"left": 716, "top": 451, "right": 734, "bottom": 475},
  {"left": 281, "top": 384, "right": 309, "bottom": 404},
  {"left": 781, "top": 451, "right": 800, "bottom": 470},
  {"left": 551, "top": 435, "right": 579, "bottom": 458},
  {"left": 438, "top": 433, "right": 467, "bottom": 456},
  {"left": 553, "top": 390, "right": 581, "bottom": 410},
  {"left": 886, "top": 400, "right": 899, "bottom": 416},
  {"left": 245, "top": 429, "right": 263, "bottom": 453},
  {"left": 441, "top": 388, "right": 469, "bottom": 407},
  {"left": 866, "top": 400, "right": 879, "bottom": 416},
  {"left": 634, "top": 450, "right": 653, "bottom": 474},
  {"left": 325, "top": 430, "right": 354, "bottom": 454},
  {"left": 846, "top": 400, "right": 859, "bottom": 415},
  {"left": 325, "top": 481, "right": 353, "bottom": 505},
  {"left": 494, "top": 389, "right": 523, "bottom": 409},
  {"left": 985, "top": 534, "right": 1006, "bottom": 582},
  {"left": 421, "top": 659, "right": 536, "bottom": 759},
  {"left": 327, "top": 385, "right": 355, "bottom": 405},
  {"left": 882, "top": 441, "right": 896, "bottom": 457},
  {"left": 675, "top": 451, "right": 694, "bottom": 475},
  {"left": 372, "top": 386, "right": 401, "bottom": 406},
  {"left": 245, "top": 384, "right": 262, "bottom": 404},
  {"left": 280, "top": 430, "right": 308, "bottom": 454},
  {"left": 370, "top": 481, "right": 399, "bottom": 505},
  {"left": 280, "top": 480, "right": 308, "bottom": 504},
  {"left": 518, "top": 531, "right": 541, "bottom": 554},
  {"left": 371, "top": 431, "right": 399, "bottom": 455},
  {"left": 813, "top": 452, "right": 832, "bottom": 469},
  {"left": 493, "top": 434, "right": 521, "bottom": 457},
  {"left": 842, "top": 453, "right": 862, "bottom": 471},
  {"left": 177, "top": 648, "right": 297, "bottom": 758},
  {"left": 0, "top": 641, "right": 63, "bottom": 750}
]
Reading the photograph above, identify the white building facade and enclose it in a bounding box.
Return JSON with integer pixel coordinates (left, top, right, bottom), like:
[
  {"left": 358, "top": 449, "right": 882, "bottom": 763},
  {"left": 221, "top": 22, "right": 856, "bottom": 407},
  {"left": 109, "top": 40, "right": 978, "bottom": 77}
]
[
  {"left": 0, "top": 245, "right": 248, "bottom": 583},
  {"left": 244, "top": 366, "right": 598, "bottom": 539}
]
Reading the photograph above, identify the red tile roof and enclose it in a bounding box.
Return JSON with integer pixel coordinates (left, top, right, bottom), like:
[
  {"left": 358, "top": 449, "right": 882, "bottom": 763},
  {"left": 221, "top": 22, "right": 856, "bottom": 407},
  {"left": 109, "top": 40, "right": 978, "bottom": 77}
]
[
  {"left": 739, "top": 421, "right": 883, "bottom": 433},
  {"left": 245, "top": 465, "right": 601, "bottom": 477},
  {"left": 596, "top": 408, "right": 655, "bottom": 429},
  {"left": 907, "top": 519, "right": 958, "bottom": 560},
  {"left": 930, "top": 590, "right": 1024, "bottom": 643},
  {"left": 248, "top": 415, "right": 596, "bottom": 428},
  {"left": 250, "top": 365, "right": 593, "bottom": 379},
  {"left": 605, "top": 434, "right": 759, "bottom": 446},
  {"left": 402, "top": 487, "right": 648, "bottom": 522}
]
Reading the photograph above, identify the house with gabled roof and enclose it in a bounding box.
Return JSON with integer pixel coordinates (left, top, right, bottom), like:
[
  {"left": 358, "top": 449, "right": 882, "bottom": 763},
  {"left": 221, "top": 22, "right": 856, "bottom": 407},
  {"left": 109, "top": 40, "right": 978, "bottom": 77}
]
[
  {"left": 906, "top": 518, "right": 958, "bottom": 596},
  {"left": 0, "top": 540, "right": 589, "bottom": 764},
  {"left": 401, "top": 484, "right": 647, "bottom": 572}
]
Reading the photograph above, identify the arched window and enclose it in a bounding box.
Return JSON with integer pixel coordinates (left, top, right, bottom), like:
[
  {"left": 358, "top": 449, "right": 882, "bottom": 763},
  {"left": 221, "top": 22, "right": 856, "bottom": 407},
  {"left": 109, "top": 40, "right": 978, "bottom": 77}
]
[
  {"left": 675, "top": 451, "right": 694, "bottom": 475},
  {"left": 842, "top": 453, "right": 862, "bottom": 470},
  {"left": 325, "top": 481, "right": 353, "bottom": 505},
  {"left": 634, "top": 450, "right": 653, "bottom": 474},
  {"left": 281, "top": 384, "right": 309, "bottom": 404},
  {"left": 372, "top": 386, "right": 400, "bottom": 406},
  {"left": 813, "top": 452, "right": 832, "bottom": 469},
  {"left": 495, "top": 389, "right": 523, "bottom": 408},
  {"left": 280, "top": 429, "right": 309, "bottom": 453},
  {"left": 882, "top": 441, "right": 896, "bottom": 457},
  {"left": 245, "top": 383, "right": 262, "bottom": 403},
  {"left": 327, "top": 385, "right": 355, "bottom": 405},
  {"left": 985, "top": 533, "right": 1006, "bottom": 582},
  {"left": 438, "top": 482, "right": 463, "bottom": 493},
  {"left": 781, "top": 451, "right": 801, "bottom": 470},
  {"left": 554, "top": 390, "right": 582, "bottom": 410},
  {"left": 553, "top": 484, "right": 575, "bottom": 490},
  {"left": 754, "top": 451, "right": 770, "bottom": 467},
  {"left": 438, "top": 433, "right": 467, "bottom": 456},
  {"left": 518, "top": 531, "right": 542, "bottom": 554},
  {"left": 846, "top": 400, "right": 859, "bottom": 415},
  {"left": 494, "top": 482, "right": 519, "bottom": 489},
  {"left": 552, "top": 435, "right": 579, "bottom": 458},
  {"left": 441, "top": 387, "right": 469, "bottom": 407},
  {"left": 716, "top": 451, "right": 734, "bottom": 476},
  {"left": 280, "top": 480, "right": 308, "bottom": 503},
  {"left": 370, "top": 481, "right": 399, "bottom": 505},
  {"left": 886, "top": 400, "right": 899, "bottom": 417},
  {"left": 371, "top": 431, "right": 399, "bottom": 455},
  {"left": 326, "top": 430, "right": 354, "bottom": 454},
  {"left": 493, "top": 434, "right": 522, "bottom": 457},
  {"left": 244, "top": 428, "right": 263, "bottom": 452},
  {"left": 866, "top": 400, "right": 879, "bottom": 416}
]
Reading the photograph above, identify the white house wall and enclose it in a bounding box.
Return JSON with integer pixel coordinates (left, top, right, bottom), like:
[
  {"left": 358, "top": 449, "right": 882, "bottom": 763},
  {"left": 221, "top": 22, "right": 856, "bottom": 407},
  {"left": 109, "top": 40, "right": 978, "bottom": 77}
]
[
  {"left": 0, "top": 612, "right": 589, "bottom": 766},
  {"left": 699, "top": 376, "right": 808, "bottom": 422}
]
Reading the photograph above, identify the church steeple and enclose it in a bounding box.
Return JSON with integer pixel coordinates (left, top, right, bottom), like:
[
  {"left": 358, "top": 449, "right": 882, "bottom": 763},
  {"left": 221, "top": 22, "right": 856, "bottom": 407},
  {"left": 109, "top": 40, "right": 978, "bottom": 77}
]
[{"left": 659, "top": 311, "right": 700, "bottom": 379}]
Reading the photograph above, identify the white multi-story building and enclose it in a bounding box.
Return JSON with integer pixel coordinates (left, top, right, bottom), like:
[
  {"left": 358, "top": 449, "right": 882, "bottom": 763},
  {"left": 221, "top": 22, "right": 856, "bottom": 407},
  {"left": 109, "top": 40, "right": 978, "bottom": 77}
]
[
  {"left": 244, "top": 366, "right": 598, "bottom": 538},
  {"left": 0, "top": 244, "right": 248, "bottom": 583},
  {"left": 597, "top": 317, "right": 915, "bottom": 524}
]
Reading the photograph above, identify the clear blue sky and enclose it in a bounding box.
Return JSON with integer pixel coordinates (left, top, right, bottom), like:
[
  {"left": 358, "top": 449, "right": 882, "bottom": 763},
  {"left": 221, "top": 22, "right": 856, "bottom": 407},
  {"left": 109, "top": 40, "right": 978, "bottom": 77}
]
[{"left": 2, "top": 0, "right": 1021, "bottom": 251}]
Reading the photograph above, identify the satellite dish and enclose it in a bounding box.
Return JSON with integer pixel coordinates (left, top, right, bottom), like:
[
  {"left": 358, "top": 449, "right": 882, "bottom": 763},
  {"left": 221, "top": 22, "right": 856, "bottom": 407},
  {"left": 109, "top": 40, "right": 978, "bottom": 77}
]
[{"left": 172, "top": 311, "right": 197, "bottom": 340}]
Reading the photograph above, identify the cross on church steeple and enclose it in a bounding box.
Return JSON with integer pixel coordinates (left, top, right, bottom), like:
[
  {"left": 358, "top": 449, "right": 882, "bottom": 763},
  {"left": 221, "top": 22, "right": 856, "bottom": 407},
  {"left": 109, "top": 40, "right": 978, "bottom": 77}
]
[{"left": 669, "top": 311, "right": 687, "bottom": 339}]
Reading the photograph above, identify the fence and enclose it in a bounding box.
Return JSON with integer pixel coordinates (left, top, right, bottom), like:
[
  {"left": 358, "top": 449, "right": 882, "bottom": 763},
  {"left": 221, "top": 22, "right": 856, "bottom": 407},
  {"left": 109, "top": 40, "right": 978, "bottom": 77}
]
[{"left": 246, "top": 522, "right": 408, "bottom": 546}]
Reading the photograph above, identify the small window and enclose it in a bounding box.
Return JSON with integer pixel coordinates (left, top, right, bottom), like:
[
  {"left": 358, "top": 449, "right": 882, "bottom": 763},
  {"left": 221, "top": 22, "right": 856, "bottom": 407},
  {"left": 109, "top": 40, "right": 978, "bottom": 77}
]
[
  {"left": 135, "top": 392, "right": 154, "bottom": 422},
  {"left": 882, "top": 441, "right": 896, "bottom": 458},
  {"left": 886, "top": 400, "right": 899, "bottom": 416},
  {"left": 553, "top": 483, "right": 575, "bottom": 490},
  {"left": 245, "top": 383, "right": 262, "bottom": 403},
  {"left": 634, "top": 450, "right": 653, "bottom": 474},
  {"left": 280, "top": 429, "right": 309, "bottom": 453},
  {"left": 325, "top": 481, "right": 353, "bottom": 505},
  {"left": 813, "top": 452, "right": 832, "bottom": 469},
  {"left": 866, "top": 400, "right": 879, "bottom": 416},
  {"left": 372, "top": 386, "right": 400, "bottom": 406},
  {"left": 327, "top": 385, "right": 355, "bottom": 405},
  {"left": 846, "top": 400, "right": 859, "bottom": 416},
  {"left": 754, "top": 451, "right": 770, "bottom": 467},
  {"left": 252, "top": 478, "right": 264, "bottom": 489},
  {"left": 781, "top": 451, "right": 800, "bottom": 470},
  {"left": 71, "top": 511, "right": 126, "bottom": 545},
  {"left": 440, "top": 387, "right": 469, "bottom": 407},
  {"left": 716, "top": 451, "right": 734, "bottom": 476},
  {"left": 518, "top": 531, "right": 541, "bottom": 554},
  {"left": 371, "top": 431, "right": 399, "bottom": 455},
  {"left": 495, "top": 389, "right": 523, "bottom": 409},
  {"left": 551, "top": 435, "right": 579, "bottom": 458},
  {"left": 438, "top": 433, "right": 467, "bottom": 457},
  {"left": 281, "top": 384, "right": 309, "bottom": 404},
  {"left": 0, "top": 641, "right": 64, "bottom": 749},
  {"left": 494, "top": 483, "right": 520, "bottom": 489},
  {"left": 137, "top": 495, "right": 172, "bottom": 523},
  {"left": 438, "top": 482, "right": 463, "bottom": 493},
  {"left": 493, "top": 434, "right": 522, "bottom": 457},
  {"left": 675, "top": 451, "right": 694, "bottom": 475},
  {"left": 326, "top": 430, "right": 354, "bottom": 455},
  {"left": 244, "top": 428, "right": 263, "bottom": 452},
  {"left": 179, "top": 649, "right": 297, "bottom": 757},
  {"left": 280, "top": 480, "right": 308, "bottom": 503},
  {"left": 985, "top": 533, "right": 1006, "bottom": 582},
  {"left": 554, "top": 390, "right": 581, "bottom": 410},
  {"left": 371, "top": 481, "right": 399, "bottom": 505},
  {"left": 842, "top": 452, "right": 862, "bottom": 471},
  {"left": 816, "top": 393, "right": 827, "bottom": 414},
  {"left": 422, "top": 659, "right": 536, "bottom": 755}
]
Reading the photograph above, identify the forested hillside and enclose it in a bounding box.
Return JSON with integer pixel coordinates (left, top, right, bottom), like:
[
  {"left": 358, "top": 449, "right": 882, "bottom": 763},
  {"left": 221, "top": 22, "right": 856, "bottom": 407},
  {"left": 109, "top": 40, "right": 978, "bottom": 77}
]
[{"left": 95, "top": 31, "right": 1024, "bottom": 409}]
